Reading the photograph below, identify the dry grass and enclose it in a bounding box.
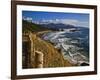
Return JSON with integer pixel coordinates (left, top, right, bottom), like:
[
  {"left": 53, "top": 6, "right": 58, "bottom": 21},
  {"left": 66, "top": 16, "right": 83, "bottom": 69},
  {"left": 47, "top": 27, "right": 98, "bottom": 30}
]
[{"left": 30, "top": 33, "right": 72, "bottom": 68}]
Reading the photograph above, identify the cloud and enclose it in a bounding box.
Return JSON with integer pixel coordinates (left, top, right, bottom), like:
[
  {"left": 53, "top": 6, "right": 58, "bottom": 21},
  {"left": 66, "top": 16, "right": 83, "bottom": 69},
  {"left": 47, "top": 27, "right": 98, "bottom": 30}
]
[
  {"left": 77, "top": 22, "right": 89, "bottom": 28},
  {"left": 23, "top": 16, "right": 32, "bottom": 21},
  {"left": 22, "top": 17, "right": 89, "bottom": 27},
  {"left": 60, "top": 19, "right": 79, "bottom": 26},
  {"left": 41, "top": 19, "right": 89, "bottom": 27}
]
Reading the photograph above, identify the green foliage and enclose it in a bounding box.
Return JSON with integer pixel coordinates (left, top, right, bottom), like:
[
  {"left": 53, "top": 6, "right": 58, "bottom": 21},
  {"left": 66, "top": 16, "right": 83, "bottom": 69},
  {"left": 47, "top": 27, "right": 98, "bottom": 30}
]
[{"left": 22, "top": 20, "right": 49, "bottom": 33}]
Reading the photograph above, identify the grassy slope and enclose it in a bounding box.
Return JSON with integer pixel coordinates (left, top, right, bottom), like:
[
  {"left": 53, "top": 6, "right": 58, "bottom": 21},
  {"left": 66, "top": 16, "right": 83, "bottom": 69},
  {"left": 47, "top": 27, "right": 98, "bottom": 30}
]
[
  {"left": 31, "top": 34, "right": 72, "bottom": 68},
  {"left": 22, "top": 20, "right": 72, "bottom": 68},
  {"left": 22, "top": 20, "right": 49, "bottom": 32}
]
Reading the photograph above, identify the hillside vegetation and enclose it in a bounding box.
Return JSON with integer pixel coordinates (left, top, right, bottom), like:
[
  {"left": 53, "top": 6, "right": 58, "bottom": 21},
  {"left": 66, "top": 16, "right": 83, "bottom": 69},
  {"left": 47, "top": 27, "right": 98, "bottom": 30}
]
[
  {"left": 22, "top": 20, "right": 72, "bottom": 68},
  {"left": 31, "top": 34, "right": 72, "bottom": 67},
  {"left": 22, "top": 20, "right": 49, "bottom": 32}
]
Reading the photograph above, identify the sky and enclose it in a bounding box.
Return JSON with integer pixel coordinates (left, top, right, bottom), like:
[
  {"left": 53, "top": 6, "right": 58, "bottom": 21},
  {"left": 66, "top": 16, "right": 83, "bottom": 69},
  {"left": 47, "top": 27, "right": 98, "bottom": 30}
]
[{"left": 22, "top": 11, "right": 89, "bottom": 28}]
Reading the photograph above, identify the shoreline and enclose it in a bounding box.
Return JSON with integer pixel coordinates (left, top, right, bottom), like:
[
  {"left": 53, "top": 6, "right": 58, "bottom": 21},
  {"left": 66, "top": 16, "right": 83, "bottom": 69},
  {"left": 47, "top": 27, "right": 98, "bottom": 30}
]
[{"left": 38, "top": 30, "right": 89, "bottom": 66}]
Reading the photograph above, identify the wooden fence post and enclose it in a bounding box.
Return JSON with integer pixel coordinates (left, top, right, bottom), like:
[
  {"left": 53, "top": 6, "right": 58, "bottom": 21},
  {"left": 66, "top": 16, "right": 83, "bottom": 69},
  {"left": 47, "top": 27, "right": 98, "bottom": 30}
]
[
  {"left": 35, "top": 51, "right": 43, "bottom": 68},
  {"left": 29, "top": 33, "right": 35, "bottom": 67}
]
